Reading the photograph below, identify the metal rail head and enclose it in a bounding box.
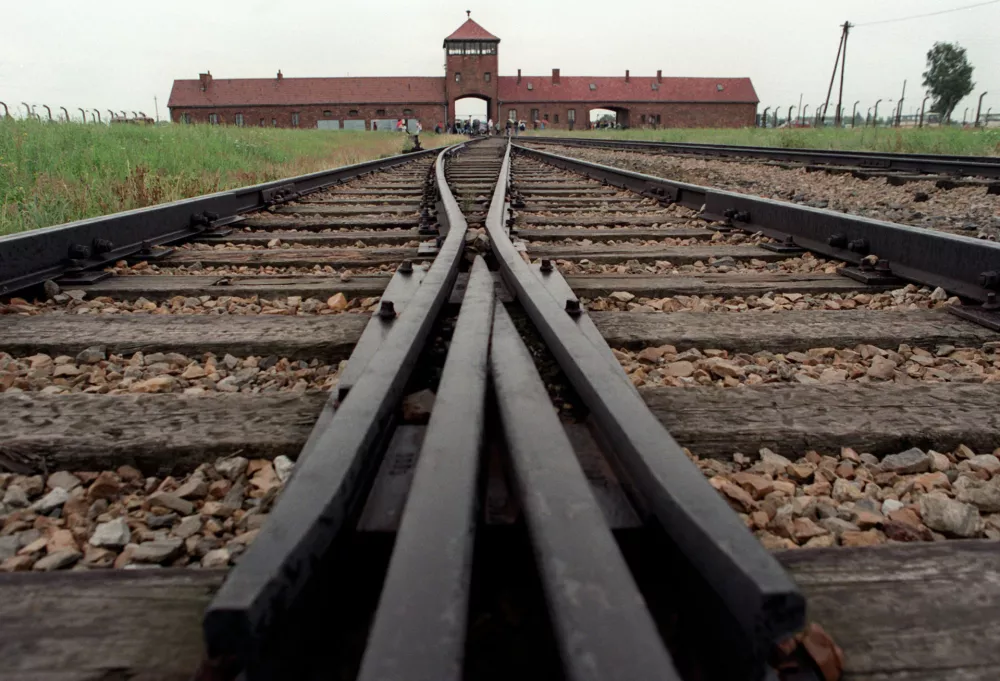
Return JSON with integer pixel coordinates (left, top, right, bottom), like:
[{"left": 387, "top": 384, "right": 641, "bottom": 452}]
[
  {"left": 356, "top": 256, "right": 494, "bottom": 681},
  {"left": 489, "top": 302, "right": 682, "bottom": 681},
  {"left": 203, "top": 141, "right": 472, "bottom": 676},
  {"left": 489, "top": 140, "right": 805, "bottom": 676}
]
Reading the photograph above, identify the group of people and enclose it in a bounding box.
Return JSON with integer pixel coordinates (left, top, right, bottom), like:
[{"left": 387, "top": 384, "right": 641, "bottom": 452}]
[{"left": 439, "top": 117, "right": 532, "bottom": 136}]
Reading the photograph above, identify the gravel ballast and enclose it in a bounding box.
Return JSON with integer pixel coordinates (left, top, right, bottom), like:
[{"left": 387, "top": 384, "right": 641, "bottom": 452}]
[{"left": 615, "top": 341, "right": 1000, "bottom": 387}]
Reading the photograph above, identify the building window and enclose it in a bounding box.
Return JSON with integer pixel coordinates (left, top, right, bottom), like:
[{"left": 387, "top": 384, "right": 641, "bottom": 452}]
[
  {"left": 527, "top": 83, "right": 533, "bottom": 90},
  {"left": 717, "top": 84, "right": 725, "bottom": 91},
  {"left": 455, "top": 72, "right": 461, "bottom": 83},
  {"left": 484, "top": 72, "right": 491, "bottom": 82},
  {"left": 348, "top": 109, "right": 358, "bottom": 116},
  {"left": 376, "top": 109, "right": 386, "bottom": 116},
  {"left": 655, "top": 114, "right": 662, "bottom": 124},
  {"left": 554, "top": 114, "right": 559, "bottom": 123},
  {"left": 209, "top": 113, "right": 219, "bottom": 125},
  {"left": 567, "top": 109, "right": 576, "bottom": 122},
  {"left": 530, "top": 108, "right": 539, "bottom": 122},
  {"left": 480, "top": 43, "right": 497, "bottom": 55},
  {"left": 324, "top": 110, "right": 333, "bottom": 117},
  {"left": 181, "top": 113, "right": 191, "bottom": 124},
  {"left": 640, "top": 114, "right": 647, "bottom": 124},
  {"left": 291, "top": 112, "right": 300, "bottom": 127},
  {"left": 589, "top": 84, "right": 597, "bottom": 91},
  {"left": 234, "top": 113, "right": 244, "bottom": 127},
  {"left": 651, "top": 82, "right": 660, "bottom": 91},
  {"left": 447, "top": 42, "right": 463, "bottom": 55},
  {"left": 508, "top": 109, "right": 517, "bottom": 121},
  {"left": 543, "top": 113, "right": 549, "bottom": 121},
  {"left": 403, "top": 109, "right": 413, "bottom": 116},
  {"left": 464, "top": 42, "right": 480, "bottom": 55},
  {"left": 272, "top": 118, "right": 277, "bottom": 127}
]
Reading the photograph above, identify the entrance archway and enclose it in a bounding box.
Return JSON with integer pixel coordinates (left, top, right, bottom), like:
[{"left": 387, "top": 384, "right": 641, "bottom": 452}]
[
  {"left": 588, "top": 106, "right": 630, "bottom": 129},
  {"left": 452, "top": 94, "right": 492, "bottom": 133}
]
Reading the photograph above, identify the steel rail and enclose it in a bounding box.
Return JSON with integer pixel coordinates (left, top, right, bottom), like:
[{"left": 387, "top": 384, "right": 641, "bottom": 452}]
[
  {"left": 486, "top": 140, "right": 805, "bottom": 676},
  {"left": 202, "top": 142, "right": 471, "bottom": 676},
  {"left": 489, "top": 302, "right": 682, "bottom": 681},
  {"left": 514, "top": 144, "right": 1000, "bottom": 308},
  {"left": 521, "top": 136, "right": 1000, "bottom": 179},
  {"left": 0, "top": 146, "right": 443, "bottom": 296},
  {"left": 356, "top": 256, "right": 494, "bottom": 681}
]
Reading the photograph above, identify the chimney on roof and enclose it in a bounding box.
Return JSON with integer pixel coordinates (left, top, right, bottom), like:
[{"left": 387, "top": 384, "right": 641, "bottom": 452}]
[
  {"left": 277, "top": 70, "right": 283, "bottom": 81},
  {"left": 657, "top": 70, "right": 662, "bottom": 84},
  {"left": 199, "top": 72, "right": 212, "bottom": 91},
  {"left": 517, "top": 69, "right": 521, "bottom": 84},
  {"left": 552, "top": 68, "right": 560, "bottom": 85},
  {"left": 625, "top": 70, "right": 630, "bottom": 83}
]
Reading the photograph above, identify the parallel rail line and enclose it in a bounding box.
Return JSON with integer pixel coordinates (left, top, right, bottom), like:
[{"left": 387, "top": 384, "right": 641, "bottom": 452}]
[
  {"left": 1, "top": 137, "right": 1000, "bottom": 681},
  {"left": 521, "top": 136, "right": 1000, "bottom": 187}
]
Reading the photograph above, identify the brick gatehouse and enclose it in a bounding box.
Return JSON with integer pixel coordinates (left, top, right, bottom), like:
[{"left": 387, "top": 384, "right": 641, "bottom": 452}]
[{"left": 167, "top": 15, "right": 758, "bottom": 131}]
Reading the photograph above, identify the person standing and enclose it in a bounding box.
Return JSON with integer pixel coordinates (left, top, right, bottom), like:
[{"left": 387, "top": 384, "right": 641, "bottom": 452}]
[{"left": 487, "top": 118, "right": 493, "bottom": 136}]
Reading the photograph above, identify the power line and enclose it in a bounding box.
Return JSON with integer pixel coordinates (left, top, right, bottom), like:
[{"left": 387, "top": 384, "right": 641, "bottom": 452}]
[{"left": 855, "top": 0, "right": 1000, "bottom": 27}]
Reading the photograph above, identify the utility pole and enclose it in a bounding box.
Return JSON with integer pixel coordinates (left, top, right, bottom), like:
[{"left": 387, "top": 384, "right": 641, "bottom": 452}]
[
  {"left": 835, "top": 22, "right": 851, "bottom": 126},
  {"left": 896, "top": 80, "right": 906, "bottom": 127},
  {"left": 797, "top": 93, "right": 803, "bottom": 126},
  {"left": 154, "top": 96, "right": 160, "bottom": 123},
  {"left": 823, "top": 21, "right": 852, "bottom": 127}
]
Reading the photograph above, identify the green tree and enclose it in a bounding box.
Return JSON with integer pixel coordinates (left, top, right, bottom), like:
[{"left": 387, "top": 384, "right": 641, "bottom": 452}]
[{"left": 922, "top": 42, "right": 975, "bottom": 123}]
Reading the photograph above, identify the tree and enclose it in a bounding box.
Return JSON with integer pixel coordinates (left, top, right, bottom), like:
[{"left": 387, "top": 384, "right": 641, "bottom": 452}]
[{"left": 922, "top": 42, "right": 974, "bottom": 123}]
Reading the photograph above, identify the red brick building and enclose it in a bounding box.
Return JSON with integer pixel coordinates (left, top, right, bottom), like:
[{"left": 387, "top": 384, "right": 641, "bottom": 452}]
[{"left": 167, "top": 15, "right": 758, "bottom": 130}]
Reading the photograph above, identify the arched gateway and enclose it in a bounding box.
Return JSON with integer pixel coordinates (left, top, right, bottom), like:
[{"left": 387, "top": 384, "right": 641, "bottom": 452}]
[{"left": 168, "top": 15, "right": 758, "bottom": 130}]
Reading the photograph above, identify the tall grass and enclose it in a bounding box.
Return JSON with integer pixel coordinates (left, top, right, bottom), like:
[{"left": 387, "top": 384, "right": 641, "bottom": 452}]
[
  {"left": 524, "top": 126, "right": 1000, "bottom": 156},
  {"left": 0, "top": 119, "right": 462, "bottom": 235}
]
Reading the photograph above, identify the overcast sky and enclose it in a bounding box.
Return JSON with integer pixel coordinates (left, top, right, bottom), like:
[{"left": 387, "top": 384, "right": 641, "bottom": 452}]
[{"left": 2, "top": 0, "right": 997, "bottom": 123}]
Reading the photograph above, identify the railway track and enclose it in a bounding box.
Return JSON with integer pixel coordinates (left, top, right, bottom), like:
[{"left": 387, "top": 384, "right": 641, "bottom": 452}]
[
  {"left": 522, "top": 136, "right": 1000, "bottom": 189},
  {"left": 2, "top": 137, "right": 1000, "bottom": 681}
]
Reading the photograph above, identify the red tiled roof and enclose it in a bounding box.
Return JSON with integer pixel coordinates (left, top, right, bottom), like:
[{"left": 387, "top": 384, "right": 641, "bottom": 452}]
[
  {"left": 444, "top": 18, "right": 499, "bottom": 43},
  {"left": 498, "top": 76, "right": 758, "bottom": 104},
  {"left": 167, "top": 77, "right": 446, "bottom": 108}
]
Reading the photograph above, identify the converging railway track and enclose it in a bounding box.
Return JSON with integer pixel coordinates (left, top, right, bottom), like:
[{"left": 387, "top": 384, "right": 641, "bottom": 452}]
[{"left": 2, "top": 137, "right": 1000, "bottom": 681}]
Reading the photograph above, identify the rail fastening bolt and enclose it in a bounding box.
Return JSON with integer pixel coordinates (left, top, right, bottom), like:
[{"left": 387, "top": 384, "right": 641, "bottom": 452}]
[
  {"left": 978, "top": 271, "right": 1000, "bottom": 289},
  {"left": 378, "top": 301, "right": 397, "bottom": 319}
]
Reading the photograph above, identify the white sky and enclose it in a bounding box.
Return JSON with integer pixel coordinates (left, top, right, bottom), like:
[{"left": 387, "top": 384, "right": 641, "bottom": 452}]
[{"left": 2, "top": 0, "right": 997, "bottom": 123}]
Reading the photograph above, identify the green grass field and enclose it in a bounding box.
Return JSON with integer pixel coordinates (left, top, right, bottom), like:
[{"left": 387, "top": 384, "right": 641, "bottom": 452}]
[
  {"left": 0, "top": 120, "right": 462, "bottom": 235},
  {"left": 524, "top": 126, "right": 1000, "bottom": 156}
]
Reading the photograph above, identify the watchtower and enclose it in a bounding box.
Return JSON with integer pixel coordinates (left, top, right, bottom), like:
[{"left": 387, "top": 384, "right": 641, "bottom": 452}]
[{"left": 443, "top": 12, "right": 500, "bottom": 125}]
